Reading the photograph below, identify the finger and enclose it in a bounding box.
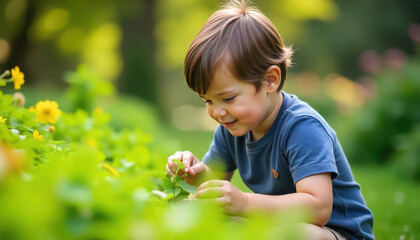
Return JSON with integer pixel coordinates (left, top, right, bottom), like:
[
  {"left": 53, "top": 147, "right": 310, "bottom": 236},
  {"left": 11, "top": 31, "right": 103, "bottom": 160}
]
[
  {"left": 167, "top": 159, "right": 177, "bottom": 173},
  {"left": 214, "top": 197, "right": 236, "bottom": 214},
  {"left": 190, "top": 162, "right": 206, "bottom": 176},
  {"left": 198, "top": 180, "right": 227, "bottom": 191},
  {"left": 168, "top": 152, "right": 183, "bottom": 172},
  {"left": 166, "top": 160, "right": 177, "bottom": 175},
  {"left": 196, "top": 187, "right": 223, "bottom": 199},
  {"left": 211, "top": 197, "right": 226, "bottom": 208},
  {"left": 168, "top": 151, "right": 183, "bottom": 163},
  {"left": 181, "top": 151, "right": 194, "bottom": 172},
  {"left": 214, "top": 196, "right": 230, "bottom": 206},
  {"left": 166, "top": 165, "right": 173, "bottom": 176}
]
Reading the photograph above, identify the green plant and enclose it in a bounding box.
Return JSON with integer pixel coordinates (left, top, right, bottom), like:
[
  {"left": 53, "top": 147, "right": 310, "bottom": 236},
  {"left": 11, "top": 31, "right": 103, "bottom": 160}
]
[
  {"left": 161, "top": 159, "right": 197, "bottom": 203},
  {"left": 0, "top": 66, "right": 309, "bottom": 240},
  {"left": 65, "top": 64, "right": 115, "bottom": 112},
  {"left": 391, "top": 125, "right": 420, "bottom": 182},
  {"left": 341, "top": 56, "right": 420, "bottom": 164}
]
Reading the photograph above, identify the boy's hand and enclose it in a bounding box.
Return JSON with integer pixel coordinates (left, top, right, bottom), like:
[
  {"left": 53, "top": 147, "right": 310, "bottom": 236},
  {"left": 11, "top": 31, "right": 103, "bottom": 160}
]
[
  {"left": 195, "top": 180, "right": 248, "bottom": 215},
  {"left": 166, "top": 151, "right": 206, "bottom": 185}
]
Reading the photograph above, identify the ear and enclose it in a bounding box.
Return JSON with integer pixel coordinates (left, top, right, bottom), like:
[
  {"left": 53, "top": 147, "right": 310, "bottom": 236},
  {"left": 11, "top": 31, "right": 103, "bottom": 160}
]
[{"left": 264, "top": 66, "right": 281, "bottom": 93}]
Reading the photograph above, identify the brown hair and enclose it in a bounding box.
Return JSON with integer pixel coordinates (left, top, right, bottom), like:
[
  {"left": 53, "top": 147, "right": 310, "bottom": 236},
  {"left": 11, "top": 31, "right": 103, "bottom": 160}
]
[{"left": 184, "top": 0, "right": 293, "bottom": 95}]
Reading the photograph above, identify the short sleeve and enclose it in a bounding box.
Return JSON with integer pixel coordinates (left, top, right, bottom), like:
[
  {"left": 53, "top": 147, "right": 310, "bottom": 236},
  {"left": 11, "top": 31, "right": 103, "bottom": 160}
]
[
  {"left": 284, "top": 116, "right": 338, "bottom": 184},
  {"left": 202, "top": 125, "right": 236, "bottom": 172}
]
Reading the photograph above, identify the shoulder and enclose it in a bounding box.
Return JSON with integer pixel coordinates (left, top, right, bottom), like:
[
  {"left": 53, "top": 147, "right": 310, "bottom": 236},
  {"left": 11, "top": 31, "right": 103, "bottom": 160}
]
[
  {"left": 281, "top": 92, "right": 324, "bottom": 121},
  {"left": 278, "top": 92, "right": 336, "bottom": 140}
]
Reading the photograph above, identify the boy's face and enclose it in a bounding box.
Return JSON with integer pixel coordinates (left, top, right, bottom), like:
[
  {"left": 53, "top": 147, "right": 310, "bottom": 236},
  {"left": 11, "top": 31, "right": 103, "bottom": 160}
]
[{"left": 199, "top": 67, "right": 276, "bottom": 138}]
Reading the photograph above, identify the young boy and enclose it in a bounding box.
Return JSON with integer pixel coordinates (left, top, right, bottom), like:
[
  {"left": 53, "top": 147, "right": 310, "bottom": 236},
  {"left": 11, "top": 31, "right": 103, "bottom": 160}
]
[{"left": 166, "top": 1, "right": 374, "bottom": 239}]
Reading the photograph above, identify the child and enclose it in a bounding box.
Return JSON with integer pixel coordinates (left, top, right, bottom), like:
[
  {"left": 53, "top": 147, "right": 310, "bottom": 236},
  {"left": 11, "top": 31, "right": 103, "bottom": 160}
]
[{"left": 166, "top": 1, "right": 374, "bottom": 239}]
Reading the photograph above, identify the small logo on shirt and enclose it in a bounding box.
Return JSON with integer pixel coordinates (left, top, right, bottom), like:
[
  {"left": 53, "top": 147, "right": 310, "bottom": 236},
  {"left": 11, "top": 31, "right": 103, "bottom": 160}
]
[{"left": 272, "top": 169, "right": 279, "bottom": 179}]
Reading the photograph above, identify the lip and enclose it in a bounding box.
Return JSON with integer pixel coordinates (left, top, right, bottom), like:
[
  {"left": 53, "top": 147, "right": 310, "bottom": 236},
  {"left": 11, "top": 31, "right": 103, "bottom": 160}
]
[{"left": 222, "top": 120, "right": 237, "bottom": 128}]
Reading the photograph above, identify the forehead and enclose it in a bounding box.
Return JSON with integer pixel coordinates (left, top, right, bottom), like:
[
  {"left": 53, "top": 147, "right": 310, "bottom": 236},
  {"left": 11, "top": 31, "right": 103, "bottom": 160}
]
[{"left": 200, "top": 67, "right": 251, "bottom": 98}]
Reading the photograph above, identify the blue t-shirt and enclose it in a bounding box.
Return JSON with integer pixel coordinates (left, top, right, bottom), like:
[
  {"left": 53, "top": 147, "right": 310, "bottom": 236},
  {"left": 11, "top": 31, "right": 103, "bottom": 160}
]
[{"left": 202, "top": 92, "right": 374, "bottom": 240}]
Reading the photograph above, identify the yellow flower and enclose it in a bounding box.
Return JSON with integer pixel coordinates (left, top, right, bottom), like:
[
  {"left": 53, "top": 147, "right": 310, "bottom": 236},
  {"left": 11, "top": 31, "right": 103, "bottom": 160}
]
[
  {"left": 11, "top": 66, "right": 25, "bottom": 90},
  {"left": 33, "top": 130, "right": 44, "bottom": 140},
  {"left": 28, "top": 106, "right": 35, "bottom": 112},
  {"left": 35, "top": 100, "right": 62, "bottom": 124},
  {"left": 93, "top": 107, "right": 103, "bottom": 115},
  {"left": 86, "top": 138, "right": 98, "bottom": 147},
  {"left": 102, "top": 163, "right": 120, "bottom": 177},
  {"left": 0, "top": 116, "right": 6, "bottom": 123}
]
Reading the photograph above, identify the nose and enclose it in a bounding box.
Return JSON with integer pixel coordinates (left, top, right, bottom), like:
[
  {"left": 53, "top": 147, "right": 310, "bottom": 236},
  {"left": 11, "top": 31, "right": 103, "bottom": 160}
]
[{"left": 211, "top": 105, "right": 227, "bottom": 118}]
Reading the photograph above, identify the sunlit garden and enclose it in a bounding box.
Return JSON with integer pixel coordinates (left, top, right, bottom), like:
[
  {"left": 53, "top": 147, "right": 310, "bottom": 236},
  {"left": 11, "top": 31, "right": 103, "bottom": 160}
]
[{"left": 1, "top": 0, "right": 419, "bottom": 239}]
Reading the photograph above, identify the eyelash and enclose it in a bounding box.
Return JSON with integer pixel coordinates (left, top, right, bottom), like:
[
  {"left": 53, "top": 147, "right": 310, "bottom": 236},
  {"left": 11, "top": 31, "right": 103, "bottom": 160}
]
[
  {"left": 203, "top": 96, "right": 235, "bottom": 104},
  {"left": 223, "top": 96, "right": 235, "bottom": 102}
]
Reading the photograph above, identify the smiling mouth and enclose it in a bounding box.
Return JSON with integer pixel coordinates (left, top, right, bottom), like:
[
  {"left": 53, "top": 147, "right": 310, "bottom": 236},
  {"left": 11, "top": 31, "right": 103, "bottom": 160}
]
[{"left": 222, "top": 120, "right": 237, "bottom": 128}]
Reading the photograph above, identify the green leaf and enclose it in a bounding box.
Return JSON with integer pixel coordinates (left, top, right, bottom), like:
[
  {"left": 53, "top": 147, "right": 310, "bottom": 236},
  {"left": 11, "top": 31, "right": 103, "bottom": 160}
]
[
  {"left": 166, "top": 193, "right": 174, "bottom": 200},
  {"left": 173, "top": 192, "right": 190, "bottom": 202},
  {"left": 172, "top": 159, "right": 185, "bottom": 175},
  {"left": 172, "top": 159, "right": 185, "bottom": 169},
  {"left": 174, "top": 175, "right": 181, "bottom": 184},
  {"left": 51, "top": 140, "right": 67, "bottom": 145},
  {"left": 0, "top": 80, "right": 6, "bottom": 86},
  {"left": 56, "top": 181, "right": 92, "bottom": 206},
  {"left": 174, "top": 187, "right": 182, "bottom": 196},
  {"left": 162, "top": 175, "right": 174, "bottom": 190},
  {"left": 179, "top": 180, "right": 197, "bottom": 194}
]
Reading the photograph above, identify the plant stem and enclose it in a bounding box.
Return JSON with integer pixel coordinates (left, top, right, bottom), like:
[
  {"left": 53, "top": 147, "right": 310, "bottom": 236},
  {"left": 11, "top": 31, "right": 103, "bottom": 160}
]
[{"left": 0, "top": 70, "right": 10, "bottom": 79}]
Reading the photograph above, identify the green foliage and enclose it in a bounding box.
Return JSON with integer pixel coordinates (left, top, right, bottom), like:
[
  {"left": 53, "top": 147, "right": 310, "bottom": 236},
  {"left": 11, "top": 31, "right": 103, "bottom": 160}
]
[
  {"left": 160, "top": 159, "right": 197, "bottom": 203},
  {"left": 391, "top": 125, "right": 420, "bottom": 182},
  {"left": 0, "top": 67, "right": 308, "bottom": 239},
  {"left": 65, "top": 64, "right": 115, "bottom": 112},
  {"left": 343, "top": 57, "right": 420, "bottom": 165}
]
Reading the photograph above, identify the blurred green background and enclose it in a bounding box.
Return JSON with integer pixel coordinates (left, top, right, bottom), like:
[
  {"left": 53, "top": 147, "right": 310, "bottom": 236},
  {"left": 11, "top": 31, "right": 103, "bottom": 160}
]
[
  {"left": 1, "top": 0, "right": 419, "bottom": 119},
  {"left": 1, "top": 0, "right": 420, "bottom": 238}
]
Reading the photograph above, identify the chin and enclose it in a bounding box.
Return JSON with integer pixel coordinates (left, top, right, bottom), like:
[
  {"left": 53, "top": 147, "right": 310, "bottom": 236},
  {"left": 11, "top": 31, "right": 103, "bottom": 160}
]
[{"left": 227, "top": 129, "right": 248, "bottom": 137}]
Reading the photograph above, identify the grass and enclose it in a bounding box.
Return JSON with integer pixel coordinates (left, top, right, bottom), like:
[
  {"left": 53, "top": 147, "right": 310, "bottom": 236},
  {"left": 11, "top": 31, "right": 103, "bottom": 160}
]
[
  {"left": 353, "top": 165, "right": 420, "bottom": 239},
  {"left": 167, "top": 128, "right": 420, "bottom": 239}
]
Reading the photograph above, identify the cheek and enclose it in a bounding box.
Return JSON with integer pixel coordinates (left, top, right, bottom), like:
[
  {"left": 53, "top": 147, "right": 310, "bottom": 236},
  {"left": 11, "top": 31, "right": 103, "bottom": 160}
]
[
  {"left": 233, "top": 104, "right": 263, "bottom": 123},
  {"left": 207, "top": 107, "right": 216, "bottom": 121},
  {"left": 238, "top": 95, "right": 267, "bottom": 122}
]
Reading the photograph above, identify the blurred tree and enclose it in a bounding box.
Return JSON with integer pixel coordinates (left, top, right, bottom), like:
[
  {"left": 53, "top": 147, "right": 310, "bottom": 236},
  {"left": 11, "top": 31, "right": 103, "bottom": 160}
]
[
  {"left": 1, "top": 0, "right": 419, "bottom": 110},
  {"left": 0, "top": 0, "right": 35, "bottom": 79},
  {"left": 293, "top": 0, "right": 420, "bottom": 79},
  {"left": 0, "top": 0, "right": 157, "bottom": 103},
  {"left": 119, "top": 0, "right": 158, "bottom": 104}
]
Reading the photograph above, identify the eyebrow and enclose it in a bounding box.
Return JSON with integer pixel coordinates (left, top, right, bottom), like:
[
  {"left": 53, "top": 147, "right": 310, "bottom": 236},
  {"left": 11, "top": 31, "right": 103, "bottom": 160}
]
[{"left": 199, "top": 89, "right": 236, "bottom": 98}]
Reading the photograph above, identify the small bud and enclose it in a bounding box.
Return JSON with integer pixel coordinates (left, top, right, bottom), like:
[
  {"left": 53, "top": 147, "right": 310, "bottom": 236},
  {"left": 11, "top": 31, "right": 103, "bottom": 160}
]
[
  {"left": 10, "top": 129, "right": 19, "bottom": 135},
  {"left": 4, "top": 70, "right": 10, "bottom": 76},
  {"left": 48, "top": 125, "right": 56, "bottom": 132},
  {"left": 13, "top": 92, "right": 26, "bottom": 107}
]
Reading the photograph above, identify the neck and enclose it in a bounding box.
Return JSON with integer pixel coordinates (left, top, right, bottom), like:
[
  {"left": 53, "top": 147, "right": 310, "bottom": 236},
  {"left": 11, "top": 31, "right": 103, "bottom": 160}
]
[{"left": 251, "top": 92, "right": 283, "bottom": 141}]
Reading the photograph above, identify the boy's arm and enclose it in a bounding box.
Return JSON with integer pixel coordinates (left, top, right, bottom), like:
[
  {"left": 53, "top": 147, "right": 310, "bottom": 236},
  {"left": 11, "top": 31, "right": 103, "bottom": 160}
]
[
  {"left": 245, "top": 173, "right": 333, "bottom": 226},
  {"left": 196, "top": 172, "right": 333, "bottom": 226}
]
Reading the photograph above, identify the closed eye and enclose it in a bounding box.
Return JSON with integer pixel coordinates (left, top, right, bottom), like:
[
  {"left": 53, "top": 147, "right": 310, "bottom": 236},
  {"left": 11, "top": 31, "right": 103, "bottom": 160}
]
[
  {"left": 203, "top": 99, "right": 212, "bottom": 104},
  {"left": 223, "top": 96, "right": 235, "bottom": 102}
]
